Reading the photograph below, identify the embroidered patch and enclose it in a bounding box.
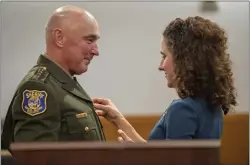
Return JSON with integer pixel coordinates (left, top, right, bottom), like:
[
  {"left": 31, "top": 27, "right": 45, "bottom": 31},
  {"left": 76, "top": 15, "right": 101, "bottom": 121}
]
[{"left": 22, "top": 89, "right": 48, "bottom": 116}]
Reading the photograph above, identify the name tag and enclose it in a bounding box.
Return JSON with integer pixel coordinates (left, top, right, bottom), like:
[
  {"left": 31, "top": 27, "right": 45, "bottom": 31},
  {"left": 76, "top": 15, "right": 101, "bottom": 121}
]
[{"left": 76, "top": 113, "right": 88, "bottom": 118}]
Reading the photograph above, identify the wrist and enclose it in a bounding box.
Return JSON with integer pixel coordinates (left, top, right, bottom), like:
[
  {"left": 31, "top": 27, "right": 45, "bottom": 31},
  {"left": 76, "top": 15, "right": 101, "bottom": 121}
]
[{"left": 112, "top": 114, "right": 125, "bottom": 125}]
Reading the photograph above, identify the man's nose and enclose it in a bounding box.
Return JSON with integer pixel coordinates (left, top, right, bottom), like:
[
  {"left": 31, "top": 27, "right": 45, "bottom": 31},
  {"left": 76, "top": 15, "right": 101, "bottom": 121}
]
[{"left": 91, "top": 43, "right": 99, "bottom": 56}]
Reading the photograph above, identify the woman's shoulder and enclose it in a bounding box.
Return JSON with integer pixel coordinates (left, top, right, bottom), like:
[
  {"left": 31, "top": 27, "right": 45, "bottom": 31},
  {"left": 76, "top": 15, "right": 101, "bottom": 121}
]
[
  {"left": 167, "top": 97, "right": 222, "bottom": 115},
  {"left": 168, "top": 97, "right": 201, "bottom": 111},
  {"left": 164, "top": 98, "right": 200, "bottom": 119}
]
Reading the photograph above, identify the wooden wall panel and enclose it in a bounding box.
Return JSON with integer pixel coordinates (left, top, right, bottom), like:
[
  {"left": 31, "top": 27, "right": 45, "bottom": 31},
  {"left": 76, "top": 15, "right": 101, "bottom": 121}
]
[
  {"left": 100, "top": 115, "right": 160, "bottom": 141},
  {"left": 220, "top": 113, "right": 249, "bottom": 165}
]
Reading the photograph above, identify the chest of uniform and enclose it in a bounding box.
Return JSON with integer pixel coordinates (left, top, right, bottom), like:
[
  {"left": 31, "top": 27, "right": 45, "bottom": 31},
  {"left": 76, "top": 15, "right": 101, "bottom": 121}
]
[
  {"left": 59, "top": 94, "right": 103, "bottom": 141},
  {"left": 62, "top": 94, "right": 94, "bottom": 114}
]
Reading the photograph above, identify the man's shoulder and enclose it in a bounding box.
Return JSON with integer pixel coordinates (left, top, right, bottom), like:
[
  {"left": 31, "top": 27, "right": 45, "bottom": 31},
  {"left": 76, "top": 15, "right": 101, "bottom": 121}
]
[
  {"left": 13, "top": 66, "right": 57, "bottom": 108},
  {"left": 16, "top": 65, "right": 53, "bottom": 92},
  {"left": 28, "top": 65, "right": 50, "bottom": 82},
  {"left": 20, "top": 65, "right": 50, "bottom": 85}
]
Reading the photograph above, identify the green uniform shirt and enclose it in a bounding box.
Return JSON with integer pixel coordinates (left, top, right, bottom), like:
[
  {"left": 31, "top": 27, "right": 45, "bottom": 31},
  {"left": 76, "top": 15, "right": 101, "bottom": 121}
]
[{"left": 2, "top": 54, "right": 106, "bottom": 150}]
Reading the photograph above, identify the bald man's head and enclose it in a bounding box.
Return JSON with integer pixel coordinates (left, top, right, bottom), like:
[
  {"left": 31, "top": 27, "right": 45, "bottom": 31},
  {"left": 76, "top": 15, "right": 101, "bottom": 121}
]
[
  {"left": 45, "top": 5, "right": 100, "bottom": 75},
  {"left": 45, "top": 6, "right": 97, "bottom": 42}
]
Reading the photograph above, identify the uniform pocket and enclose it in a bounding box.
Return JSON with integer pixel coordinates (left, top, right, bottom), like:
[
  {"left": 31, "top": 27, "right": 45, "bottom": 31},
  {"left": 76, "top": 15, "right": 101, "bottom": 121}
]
[{"left": 66, "top": 113, "right": 99, "bottom": 141}]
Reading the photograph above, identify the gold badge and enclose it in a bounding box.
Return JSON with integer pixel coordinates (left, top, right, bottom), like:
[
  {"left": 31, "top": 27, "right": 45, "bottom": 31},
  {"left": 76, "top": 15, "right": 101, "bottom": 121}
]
[{"left": 76, "top": 112, "right": 88, "bottom": 118}]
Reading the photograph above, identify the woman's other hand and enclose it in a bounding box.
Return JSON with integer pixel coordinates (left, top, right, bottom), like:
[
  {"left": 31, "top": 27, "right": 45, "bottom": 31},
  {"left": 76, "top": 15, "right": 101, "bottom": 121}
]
[{"left": 93, "top": 98, "right": 124, "bottom": 123}]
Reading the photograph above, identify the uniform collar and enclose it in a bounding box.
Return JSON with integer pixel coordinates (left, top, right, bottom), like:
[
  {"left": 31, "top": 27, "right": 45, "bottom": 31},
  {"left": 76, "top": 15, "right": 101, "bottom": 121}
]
[
  {"left": 44, "top": 54, "right": 73, "bottom": 78},
  {"left": 37, "top": 54, "right": 92, "bottom": 102},
  {"left": 37, "top": 54, "right": 74, "bottom": 84}
]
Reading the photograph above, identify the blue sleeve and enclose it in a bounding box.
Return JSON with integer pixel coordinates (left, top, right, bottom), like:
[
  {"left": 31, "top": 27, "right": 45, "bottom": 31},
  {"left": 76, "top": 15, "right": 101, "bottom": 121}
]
[{"left": 164, "top": 101, "right": 198, "bottom": 139}]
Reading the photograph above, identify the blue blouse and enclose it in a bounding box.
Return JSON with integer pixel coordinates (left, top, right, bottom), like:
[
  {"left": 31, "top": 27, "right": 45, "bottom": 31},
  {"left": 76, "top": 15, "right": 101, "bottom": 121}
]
[{"left": 148, "top": 97, "right": 223, "bottom": 140}]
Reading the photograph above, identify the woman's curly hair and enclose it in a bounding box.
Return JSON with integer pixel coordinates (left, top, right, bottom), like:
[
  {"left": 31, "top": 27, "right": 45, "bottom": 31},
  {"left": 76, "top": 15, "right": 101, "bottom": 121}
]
[{"left": 163, "top": 16, "right": 237, "bottom": 115}]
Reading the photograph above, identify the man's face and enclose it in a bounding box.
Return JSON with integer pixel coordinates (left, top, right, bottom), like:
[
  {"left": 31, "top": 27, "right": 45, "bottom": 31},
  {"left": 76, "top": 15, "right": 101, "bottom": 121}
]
[
  {"left": 62, "top": 17, "right": 100, "bottom": 75},
  {"left": 158, "top": 38, "right": 175, "bottom": 88}
]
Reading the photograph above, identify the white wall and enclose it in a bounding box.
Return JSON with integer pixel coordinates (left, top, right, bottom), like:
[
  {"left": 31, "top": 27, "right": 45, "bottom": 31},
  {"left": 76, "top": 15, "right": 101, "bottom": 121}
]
[{"left": 1, "top": 2, "right": 249, "bottom": 117}]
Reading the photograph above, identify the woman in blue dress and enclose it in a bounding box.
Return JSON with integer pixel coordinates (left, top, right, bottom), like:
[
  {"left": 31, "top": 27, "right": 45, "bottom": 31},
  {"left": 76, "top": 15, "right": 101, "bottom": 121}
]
[{"left": 93, "top": 16, "right": 237, "bottom": 142}]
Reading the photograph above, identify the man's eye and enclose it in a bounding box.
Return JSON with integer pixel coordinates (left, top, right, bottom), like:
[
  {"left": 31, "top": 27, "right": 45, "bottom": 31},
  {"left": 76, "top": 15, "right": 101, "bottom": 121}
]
[
  {"left": 85, "top": 38, "right": 95, "bottom": 44},
  {"left": 87, "top": 39, "right": 94, "bottom": 43}
]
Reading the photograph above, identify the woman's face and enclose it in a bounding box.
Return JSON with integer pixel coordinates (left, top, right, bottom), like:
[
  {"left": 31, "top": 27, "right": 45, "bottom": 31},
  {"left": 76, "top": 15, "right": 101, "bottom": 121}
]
[{"left": 158, "top": 38, "right": 175, "bottom": 88}]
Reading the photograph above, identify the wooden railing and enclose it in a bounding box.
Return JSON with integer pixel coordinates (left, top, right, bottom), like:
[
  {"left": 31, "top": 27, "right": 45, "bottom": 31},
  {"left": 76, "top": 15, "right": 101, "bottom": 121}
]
[
  {"left": 1, "top": 113, "right": 248, "bottom": 165},
  {"left": 100, "top": 113, "right": 249, "bottom": 165}
]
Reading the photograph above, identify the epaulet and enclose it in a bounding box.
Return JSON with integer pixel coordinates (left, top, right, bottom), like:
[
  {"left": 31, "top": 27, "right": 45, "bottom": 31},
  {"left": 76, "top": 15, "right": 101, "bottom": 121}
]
[{"left": 30, "top": 66, "right": 49, "bottom": 82}]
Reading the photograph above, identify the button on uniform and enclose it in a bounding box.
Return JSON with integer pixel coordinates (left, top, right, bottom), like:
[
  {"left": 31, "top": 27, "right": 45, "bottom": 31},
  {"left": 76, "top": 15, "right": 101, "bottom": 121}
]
[{"left": 85, "top": 127, "right": 89, "bottom": 132}]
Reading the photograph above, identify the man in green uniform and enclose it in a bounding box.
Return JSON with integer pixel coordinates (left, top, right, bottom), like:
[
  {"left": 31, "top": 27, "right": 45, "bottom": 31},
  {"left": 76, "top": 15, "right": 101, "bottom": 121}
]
[{"left": 1, "top": 5, "right": 105, "bottom": 150}]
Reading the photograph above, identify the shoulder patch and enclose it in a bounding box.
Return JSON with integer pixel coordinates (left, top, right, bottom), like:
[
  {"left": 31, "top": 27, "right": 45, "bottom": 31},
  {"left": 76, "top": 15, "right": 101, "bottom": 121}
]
[
  {"left": 31, "top": 66, "right": 49, "bottom": 82},
  {"left": 22, "top": 89, "right": 48, "bottom": 116}
]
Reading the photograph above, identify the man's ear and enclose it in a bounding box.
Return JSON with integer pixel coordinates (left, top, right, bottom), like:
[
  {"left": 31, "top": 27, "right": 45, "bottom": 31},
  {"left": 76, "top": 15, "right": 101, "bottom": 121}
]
[{"left": 52, "top": 28, "right": 64, "bottom": 48}]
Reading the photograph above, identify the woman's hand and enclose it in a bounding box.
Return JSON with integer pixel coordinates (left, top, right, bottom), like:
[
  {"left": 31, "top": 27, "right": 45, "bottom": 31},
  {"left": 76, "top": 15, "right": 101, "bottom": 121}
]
[
  {"left": 93, "top": 98, "right": 124, "bottom": 123},
  {"left": 117, "top": 129, "right": 134, "bottom": 143},
  {"left": 93, "top": 98, "right": 147, "bottom": 143}
]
